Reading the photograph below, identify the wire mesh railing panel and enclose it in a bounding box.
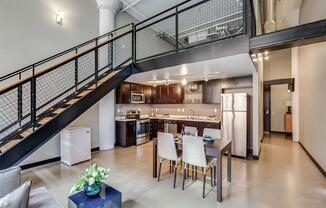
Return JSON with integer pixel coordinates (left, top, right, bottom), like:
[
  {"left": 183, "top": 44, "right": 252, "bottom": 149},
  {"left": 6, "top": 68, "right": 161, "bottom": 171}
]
[
  {"left": 98, "top": 43, "right": 112, "bottom": 76},
  {"left": 20, "top": 82, "right": 31, "bottom": 126},
  {"left": 177, "top": 0, "right": 244, "bottom": 48},
  {"left": 136, "top": 14, "right": 176, "bottom": 60},
  {"left": 35, "top": 61, "right": 75, "bottom": 116},
  {"left": 78, "top": 51, "right": 96, "bottom": 86},
  {"left": 0, "top": 89, "right": 18, "bottom": 140},
  {"left": 113, "top": 33, "right": 132, "bottom": 68}
]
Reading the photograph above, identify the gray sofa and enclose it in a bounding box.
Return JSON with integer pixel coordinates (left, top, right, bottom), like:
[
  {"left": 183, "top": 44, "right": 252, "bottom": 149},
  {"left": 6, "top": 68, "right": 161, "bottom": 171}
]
[{"left": 0, "top": 166, "right": 63, "bottom": 208}]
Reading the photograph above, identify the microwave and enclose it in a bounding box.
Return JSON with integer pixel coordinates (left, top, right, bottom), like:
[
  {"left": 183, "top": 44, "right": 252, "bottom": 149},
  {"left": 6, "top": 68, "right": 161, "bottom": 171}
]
[{"left": 131, "top": 92, "right": 145, "bottom": 104}]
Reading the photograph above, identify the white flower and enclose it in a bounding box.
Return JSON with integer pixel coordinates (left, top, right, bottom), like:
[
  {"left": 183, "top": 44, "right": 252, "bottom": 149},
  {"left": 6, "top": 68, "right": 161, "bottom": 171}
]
[
  {"left": 89, "top": 177, "right": 95, "bottom": 185},
  {"left": 107, "top": 168, "right": 111, "bottom": 172},
  {"left": 92, "top": 172, "right": 98, "bottom": 178}
]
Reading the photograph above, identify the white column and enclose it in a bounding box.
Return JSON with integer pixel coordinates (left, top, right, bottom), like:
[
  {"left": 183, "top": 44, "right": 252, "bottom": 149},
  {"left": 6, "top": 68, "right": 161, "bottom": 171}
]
[
  {"left": 291, "top": 47, "right": 300, "bottom": 142},
  {"left": 96, "top": 0, "right": 120, "bottom": 150}
]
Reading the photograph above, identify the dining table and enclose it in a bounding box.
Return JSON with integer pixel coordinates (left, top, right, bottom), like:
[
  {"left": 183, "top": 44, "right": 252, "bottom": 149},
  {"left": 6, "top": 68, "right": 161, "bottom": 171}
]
[{"left": 152, "top": 134, "right": 232, "bottom": 202}]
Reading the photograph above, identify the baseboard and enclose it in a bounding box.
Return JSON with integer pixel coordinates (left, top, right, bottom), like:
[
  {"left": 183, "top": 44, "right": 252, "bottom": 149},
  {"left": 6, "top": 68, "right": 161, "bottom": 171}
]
[
  {"left": 299, "top": 142, "right": 326, "bottom": 177},
  {"left": 21, "top": 157, "right": 61, "bottom": 170},
  {"left": 21, "top": 147, "right": 100, "bottom": 170}
]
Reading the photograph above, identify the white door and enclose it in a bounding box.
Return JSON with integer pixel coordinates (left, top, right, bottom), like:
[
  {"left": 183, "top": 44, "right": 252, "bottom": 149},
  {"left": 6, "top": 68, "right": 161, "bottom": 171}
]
[
  {"left": 222, "top": 94, "right": 233, "bottom": 111},
  {"left": 233, "top": 93, "right": 247, "bottom": 112},
  {"left": 222, "top": 112, "right": 234, "bottom": 141},
  {"left": 233, "top": 112, "right": 247, "bottom": 157}
]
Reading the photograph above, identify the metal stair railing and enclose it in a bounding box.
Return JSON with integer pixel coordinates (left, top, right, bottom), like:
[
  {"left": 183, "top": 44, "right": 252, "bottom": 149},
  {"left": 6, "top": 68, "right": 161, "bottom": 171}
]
[{"left": 0, "top": 23, "right": 134, "bottom": 145}]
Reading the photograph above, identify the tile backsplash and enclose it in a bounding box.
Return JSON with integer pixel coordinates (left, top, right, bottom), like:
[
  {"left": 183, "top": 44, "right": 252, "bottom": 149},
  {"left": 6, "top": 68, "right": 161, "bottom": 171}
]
[{"left": 116, "top": 103, "right": 221, "bottom": 117}]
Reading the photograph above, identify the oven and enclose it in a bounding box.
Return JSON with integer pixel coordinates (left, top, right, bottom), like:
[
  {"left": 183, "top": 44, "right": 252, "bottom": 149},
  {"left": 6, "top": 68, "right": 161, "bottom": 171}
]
[
  {"left": 136, "top": 119, "right": 150, "bottom": 145},
  {"left": 131, "top": 92, "right": 145, "bottom": 104}
]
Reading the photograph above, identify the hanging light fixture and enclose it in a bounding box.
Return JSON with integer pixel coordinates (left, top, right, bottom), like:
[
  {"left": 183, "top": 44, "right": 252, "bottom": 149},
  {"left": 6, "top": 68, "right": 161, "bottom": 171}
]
[{"left": 56, "top": 10, "right": 64, "bottom": 25}]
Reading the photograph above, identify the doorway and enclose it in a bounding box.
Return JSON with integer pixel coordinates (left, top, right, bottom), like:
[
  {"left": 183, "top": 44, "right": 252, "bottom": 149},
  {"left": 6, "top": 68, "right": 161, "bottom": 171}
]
[{"left": 263, "top": 79, "right": 294, "bottom": 137}]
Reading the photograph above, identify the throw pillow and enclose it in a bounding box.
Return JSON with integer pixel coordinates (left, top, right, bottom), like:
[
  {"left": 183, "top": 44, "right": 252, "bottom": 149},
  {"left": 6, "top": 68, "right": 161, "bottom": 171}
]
[{"left": 0, "top": 180, "right": 32, "bottom": 208}]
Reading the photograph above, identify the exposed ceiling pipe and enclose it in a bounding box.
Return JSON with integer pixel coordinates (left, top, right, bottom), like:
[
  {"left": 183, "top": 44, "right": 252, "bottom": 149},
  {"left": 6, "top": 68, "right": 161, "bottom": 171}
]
[
  {"left": 263, "top": 0, "right": 276, "bottom": 33},
  {"left": 121, "top": 0, "right": 142, "bottom": 12}
]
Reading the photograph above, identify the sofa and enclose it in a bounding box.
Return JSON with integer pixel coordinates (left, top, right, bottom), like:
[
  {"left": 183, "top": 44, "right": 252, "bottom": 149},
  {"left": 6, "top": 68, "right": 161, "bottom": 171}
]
[{"left": 0, "top": 166, "right": 63, "bottom": 208}]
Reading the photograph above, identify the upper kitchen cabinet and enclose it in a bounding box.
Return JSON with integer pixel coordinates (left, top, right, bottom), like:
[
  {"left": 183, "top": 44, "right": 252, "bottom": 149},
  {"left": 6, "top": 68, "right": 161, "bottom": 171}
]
[
  {"left": 130, "top": 83, "right": 143, "bottom": 93},
  {"left": 169, "top": 84, "right": 184, "bottom": 104},
  {"left": 116, "top": 82, "right": 131, "bottom": 104},
  {"left": 202, "top": 80, "right": 221, "bottom": 104},
  {"left": 143, "top": 85, "right": 152, "bottom": 104},
  {"left": 221, "top": 76, "right": 252, "bottom": 89}
]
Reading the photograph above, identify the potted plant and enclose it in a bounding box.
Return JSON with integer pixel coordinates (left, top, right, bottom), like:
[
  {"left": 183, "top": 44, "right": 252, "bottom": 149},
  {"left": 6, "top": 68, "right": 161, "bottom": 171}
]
[{"left": 70, "top": 163, "right": 110, "bottom": 197}]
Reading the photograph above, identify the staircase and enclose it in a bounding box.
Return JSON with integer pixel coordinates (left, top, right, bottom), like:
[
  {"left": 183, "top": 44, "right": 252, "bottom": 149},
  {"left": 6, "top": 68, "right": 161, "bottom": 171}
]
[{"left": 0, "top": 0, "right": 252, "bottom": 170}]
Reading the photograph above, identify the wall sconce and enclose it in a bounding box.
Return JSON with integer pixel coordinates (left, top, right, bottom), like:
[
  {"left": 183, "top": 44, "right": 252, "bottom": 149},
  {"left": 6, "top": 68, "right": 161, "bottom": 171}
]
[{"left": 56, "top": 10, "right": 64, "bottom": 25}]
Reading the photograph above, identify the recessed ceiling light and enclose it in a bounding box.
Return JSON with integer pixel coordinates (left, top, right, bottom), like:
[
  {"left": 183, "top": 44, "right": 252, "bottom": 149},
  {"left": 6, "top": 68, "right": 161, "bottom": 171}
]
[
  {"left": 181, "top": 79, "right": 187, "bottom": 85},
  {"left": 264, "top": 56, "right": 269, "bottom": 60},
  {"left": 264, "top": 51, "right": 269, "bottom": 55}
]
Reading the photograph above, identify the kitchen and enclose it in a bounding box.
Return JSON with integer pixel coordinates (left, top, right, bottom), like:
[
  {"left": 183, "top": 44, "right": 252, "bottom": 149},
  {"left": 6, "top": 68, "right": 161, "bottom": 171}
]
[{"left": 115, "top": 74, "right": 253, "bottom": 158}]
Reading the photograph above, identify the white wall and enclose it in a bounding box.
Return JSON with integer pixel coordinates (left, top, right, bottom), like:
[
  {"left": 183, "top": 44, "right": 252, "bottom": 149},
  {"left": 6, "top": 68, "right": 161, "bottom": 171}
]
[
  {"left": 296, "top": 0, "right": 326, "bottom": 171},
  {"left": 264, "top": 49, "right": 292, "bottom": 133},
  {"left": 0, "top": 0, "right": 99, "bottom": 165},
  {"left": 0, "top": 0, "right": 98, "bottom": 78},
  {"left": 263, "top": 49, "right": 292, "bottom": 81}
]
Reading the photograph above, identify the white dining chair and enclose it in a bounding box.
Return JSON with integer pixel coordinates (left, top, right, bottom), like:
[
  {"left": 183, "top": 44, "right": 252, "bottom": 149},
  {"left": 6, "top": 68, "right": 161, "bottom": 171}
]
[
  {"left": 202, "top": 128, "right": 221, "bottom": 185},
  {"left": 203, "top": 128, "right": 221, "bottom": 140},
  {"left": 184, "top": 126, "right": 198, "bottom": 136},
  {"left": 182, "top": 135, "right": 215, "bottom": 198},
  {"left": 157, "top": 132, "right": 182, "bottom": 188}
]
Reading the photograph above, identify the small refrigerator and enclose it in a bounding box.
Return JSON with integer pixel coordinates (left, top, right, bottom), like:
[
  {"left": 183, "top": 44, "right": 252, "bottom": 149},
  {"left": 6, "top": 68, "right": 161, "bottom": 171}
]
[
  {"left": 60, "top": 126, "right": 91, "bottom": 166},
  {"left": 222, "top": 93, "right": 249, "bottom": 157}
]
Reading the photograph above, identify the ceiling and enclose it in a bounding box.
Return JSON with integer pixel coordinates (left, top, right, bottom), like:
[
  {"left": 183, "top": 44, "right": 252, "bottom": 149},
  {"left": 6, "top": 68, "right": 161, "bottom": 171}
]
[{"left": 126, "top": 53, "right": 255, "bottom": 85}]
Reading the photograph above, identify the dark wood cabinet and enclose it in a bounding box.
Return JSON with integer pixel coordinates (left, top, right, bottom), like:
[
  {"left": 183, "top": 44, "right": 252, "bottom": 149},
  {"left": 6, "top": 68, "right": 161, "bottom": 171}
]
[
  {"left": 221, "top": 76, "right": 252, "bottom": 89},
  {"left": 198, "top": 122, "right": 220, "bottom": 136},
  {"left": 143, "top": 85, "right": 152, "bottom": 104},
  {"left": 116, "top": 82, "right": 130, "bottom": 104},
  {"left": 169, "top": 84, "right": 184, "bottom": 104},
  {"left": 116, "top": 82, "right": 184, "bottom": 104},
  {"left": 152, "top": 119, "right": 220, "bottom": 138},
  {"left": 130, "top": 83, "right": 143, "bottom": 93},
  {"left": 116, "top": 120, "right": 136, "bottom": 147},
  {"left": 150, "top": 119, "right": 164, "bottom": 139},
  {"left": 203, "top": 80, "right": 221, "bottom": 104}
]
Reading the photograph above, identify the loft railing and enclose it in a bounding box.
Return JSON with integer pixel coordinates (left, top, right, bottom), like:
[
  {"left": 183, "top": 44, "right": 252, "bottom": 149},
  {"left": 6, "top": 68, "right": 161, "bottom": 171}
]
[
  {"left": 0, "top": 0, "right": 251, "bottom": 144},
  {"left": 0, "top": 24, "right": 134, "bottom": 144},
  {"left": 135, "top": 0, "right": 247, "bottom": 61}
]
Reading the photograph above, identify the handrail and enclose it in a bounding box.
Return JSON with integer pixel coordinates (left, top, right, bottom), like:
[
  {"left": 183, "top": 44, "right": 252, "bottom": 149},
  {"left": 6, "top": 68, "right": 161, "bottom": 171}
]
[
  {"left": 0, "top": 23, "right": 133, "bottom": 82},
  {"left": 135, "top": 0, "right": 193, "bottom": 26},
  {"left": 0, "top": 30, "right": 133, "bottom": 95}
]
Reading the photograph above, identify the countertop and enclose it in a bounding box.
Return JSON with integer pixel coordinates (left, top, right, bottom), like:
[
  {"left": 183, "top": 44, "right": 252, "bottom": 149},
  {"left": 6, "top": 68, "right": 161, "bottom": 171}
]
[{"left": 115, "top": 115, "right": 220, "bottom": 123}]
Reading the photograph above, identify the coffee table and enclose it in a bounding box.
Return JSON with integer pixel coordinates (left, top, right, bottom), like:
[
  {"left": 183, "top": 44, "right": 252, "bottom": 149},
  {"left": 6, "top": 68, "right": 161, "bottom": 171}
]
[{"left": 68, "top": 182, "right": 121, "bottom": 208}]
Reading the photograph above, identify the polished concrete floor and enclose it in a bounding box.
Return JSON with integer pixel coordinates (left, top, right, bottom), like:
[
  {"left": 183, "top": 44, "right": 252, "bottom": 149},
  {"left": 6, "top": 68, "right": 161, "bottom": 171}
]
[{"left": 22, "top": 134, "right": 326, "bottom": 208}]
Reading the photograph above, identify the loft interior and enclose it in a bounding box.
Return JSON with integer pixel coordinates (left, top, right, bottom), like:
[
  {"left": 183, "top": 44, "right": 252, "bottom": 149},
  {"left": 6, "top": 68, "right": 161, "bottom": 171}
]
[{"left": 0, "top": 0, "right": 325, "bottom": 207}]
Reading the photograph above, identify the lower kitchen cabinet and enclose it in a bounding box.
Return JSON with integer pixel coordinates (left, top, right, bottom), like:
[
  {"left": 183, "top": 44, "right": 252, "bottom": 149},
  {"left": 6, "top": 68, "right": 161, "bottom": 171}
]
[
  {"left": 151, "top": 119, "right": 220, "bottom": 138},
  {"left": 150, "top": 119, "right": 164, "bottom": 139},
  {"left": 116, "top": 120, "right": 136, "bottom": 147}
]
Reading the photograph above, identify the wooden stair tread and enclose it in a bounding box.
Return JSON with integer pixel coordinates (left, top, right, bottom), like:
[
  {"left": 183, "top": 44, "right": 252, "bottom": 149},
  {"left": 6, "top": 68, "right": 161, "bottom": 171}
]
[
  {"left": 38, "top": 117, "right": 53, "bottom": 125},
  {"left": 53, "top": 108, "right": 66, "bottom": 114},
  {"left": 66, "top": 99, "right": 79, "bottom": 105},
  {"left": 0, "top": 139, "right": 21, "bottom": 153},
  {"left": 20, "top": 128, "right": 34, "bottom": 138},
  {"left": 78, "top": 90, "right": 91, "bottom": 97}
]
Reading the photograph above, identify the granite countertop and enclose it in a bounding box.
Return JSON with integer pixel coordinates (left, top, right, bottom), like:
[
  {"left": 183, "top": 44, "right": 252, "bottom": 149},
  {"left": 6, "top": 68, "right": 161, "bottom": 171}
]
[
  {"left": 149, "top": 115, "right": 220, "bottom": 123},
  {"left": 115, "top": 115, "right": 220, "bottom": 123}
]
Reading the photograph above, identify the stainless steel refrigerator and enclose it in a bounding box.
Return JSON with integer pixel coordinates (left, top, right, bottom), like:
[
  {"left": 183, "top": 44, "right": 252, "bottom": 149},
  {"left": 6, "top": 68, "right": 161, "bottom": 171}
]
[{"left": 222, "top": 93, "right": 249, "bottom": 157}]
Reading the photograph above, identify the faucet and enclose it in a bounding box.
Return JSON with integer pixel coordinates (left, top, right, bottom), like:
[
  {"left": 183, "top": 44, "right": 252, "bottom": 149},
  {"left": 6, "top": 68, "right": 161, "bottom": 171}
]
[{"left": 188, "top": 109, "right": 195, "bottom": 118}]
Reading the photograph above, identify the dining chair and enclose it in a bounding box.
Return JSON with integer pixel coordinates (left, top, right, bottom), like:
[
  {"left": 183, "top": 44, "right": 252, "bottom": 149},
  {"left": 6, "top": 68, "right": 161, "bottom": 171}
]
[
  {"left": 157, "top": 132, "right": 182, "bottom": 188},
  {"left": 184, "top": 126, "right": 198, "bottom": 136},
  {"left": 203, "top": 128, "right": 221, "bottom": 140},
  {"left": 182, "top": 135, "right": 215, "bottom": 198},
  {"left": 203, "top": 128, "right": 221, "bottom": 186}
]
